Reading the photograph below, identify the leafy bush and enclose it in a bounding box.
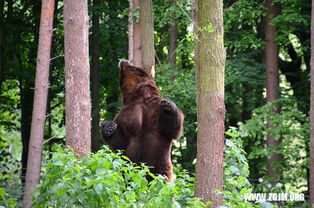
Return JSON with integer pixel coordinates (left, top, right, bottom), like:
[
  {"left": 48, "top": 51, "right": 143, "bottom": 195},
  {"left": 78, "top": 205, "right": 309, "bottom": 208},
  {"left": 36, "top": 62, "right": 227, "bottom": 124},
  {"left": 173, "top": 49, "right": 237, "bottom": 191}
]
[
  {"left": 33, "top": 146, "right": 206, "bottom": 208},
  {"left": 0, "top": 80, "right": 22, "bottom": 182},
  {"left": 239, "top": 98, "right": 309, "bottom": 192},
  {"left": 0, "top": 187, "right": 18, "bottom": 208},
  {"left": 33, "top": 130, "right": 262, "bottom": 208},
  {"left": 223, "top": 128, "right": 260, "bottom": 208}
]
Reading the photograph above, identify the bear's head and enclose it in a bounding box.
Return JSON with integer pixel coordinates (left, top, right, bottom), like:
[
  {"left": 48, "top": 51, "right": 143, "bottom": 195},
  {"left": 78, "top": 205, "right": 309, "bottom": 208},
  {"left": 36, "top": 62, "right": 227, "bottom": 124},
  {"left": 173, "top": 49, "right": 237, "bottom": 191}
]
[{"left": 118, "top": 60, "right": 160, "bottom": 103}]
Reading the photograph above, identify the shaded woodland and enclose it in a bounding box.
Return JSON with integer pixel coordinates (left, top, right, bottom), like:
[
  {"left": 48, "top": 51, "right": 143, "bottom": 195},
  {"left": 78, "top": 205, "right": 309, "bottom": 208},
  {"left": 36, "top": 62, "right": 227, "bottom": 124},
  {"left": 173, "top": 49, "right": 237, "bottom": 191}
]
[{"left": 0, "top": 0, "right": 313, "bottom": 207}]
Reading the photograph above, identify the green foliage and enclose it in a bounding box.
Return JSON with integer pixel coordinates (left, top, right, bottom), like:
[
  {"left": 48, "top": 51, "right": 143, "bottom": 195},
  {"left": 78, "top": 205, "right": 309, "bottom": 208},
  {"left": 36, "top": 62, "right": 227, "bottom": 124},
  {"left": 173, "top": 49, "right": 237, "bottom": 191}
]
[
  {"left": 0, "top": 81, "right": 22, "bottom": 182},
  {"left": 224, "top": 0, "right": 264, "bottom": 52},
  {"left": 272, "top": 0, "right": 310, "bottom": 47},
  {"left": 0, "top": 187, "right": 18, "bottom": 208},
  {"left": 33, "top": 135, "right": 261, "bottom": 208},
  {"left": 239, "top": 98, "right": 309, "bottom": 193},
  {"left": 0, "top": 81, "right": 20, "bottom": 128},
  {"left": 223, "top": 128, "right": 260, "bottom": 208},
  {"left": 0, "top": 127, "right": 21, "bottom": 182},
  {"left": 225, "top": 52, "right": 265, "bottom": 125},
  {"left": 154, "top": 0, "right": 195, "bottom": 68},
  {"left": 0, "top": 1, "right": 311, "bottom": 208},
  {"left": 33, "top": 146, "right": 206, "bottom": 208}
]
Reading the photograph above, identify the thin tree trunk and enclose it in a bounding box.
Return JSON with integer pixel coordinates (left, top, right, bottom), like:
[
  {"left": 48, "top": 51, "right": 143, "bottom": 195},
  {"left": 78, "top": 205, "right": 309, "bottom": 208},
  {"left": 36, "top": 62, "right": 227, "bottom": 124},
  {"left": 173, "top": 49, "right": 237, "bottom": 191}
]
[
  {"left": 128, "top": 0, "right": 141, "bottom": 67},
  {"left": 309, "top": 0, "right": 314, "bottom": 206},
  {"left": 47, "top": 93, "right": 52, "bottom": 157},
  {"left": 155, "top": 27, "right": 165, "bottom": 65},
  {"left": 0, "top": 0, "right": 4, "bottom": 90},
  {"left": 195, "top": 0, "right": 225, "bottom": 206},
  {"left": 0, "top": 0, "right": 11, "bottom": 92},
  {"left": 192, "top": 0, "right": 198, "bottom": 76},
  {"left": 64, "top": 0, "right": 91, "bottom": 156},
  {"left": 22, "top": 0, "right": 55, "bottom": 207},
  {"left": 20, "top": 0, "right": 40, "bottom": 184},
  {"left": 47, "top": 0, "right": 58, "bottom": 156},
  {"left": 20, "top": 83, "right": 33, "bottom": 184},
  {"left": 264, "top": 0, "right": 281, "bottom": 185},
  {"left": 91, "top": 0, "right": 101, "bottom": 152},
  {"left": 168, "top": 0, "right": 177, "bottom": 66},
  {"left": 21, "top": 1, "right": 41, "bottom": 183},
  {"left": 128, "top": 0, "right": 134, "bottom": 65},
  {"left": 242, "top": 83, "right": 250, "bottom": 121},
  {"left": 128, "top": 0, "right": 133, "bottom": 63},
  {"left": 139, "top": 0, "right": 155, "bottom": 77}
]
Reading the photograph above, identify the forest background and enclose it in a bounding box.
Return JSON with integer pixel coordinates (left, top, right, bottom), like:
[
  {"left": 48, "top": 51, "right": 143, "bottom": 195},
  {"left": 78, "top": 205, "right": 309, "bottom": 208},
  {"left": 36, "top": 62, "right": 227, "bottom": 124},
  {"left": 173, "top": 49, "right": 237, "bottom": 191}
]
[{"left": 0, "top": 0, "right": 311, "bottom": 207}]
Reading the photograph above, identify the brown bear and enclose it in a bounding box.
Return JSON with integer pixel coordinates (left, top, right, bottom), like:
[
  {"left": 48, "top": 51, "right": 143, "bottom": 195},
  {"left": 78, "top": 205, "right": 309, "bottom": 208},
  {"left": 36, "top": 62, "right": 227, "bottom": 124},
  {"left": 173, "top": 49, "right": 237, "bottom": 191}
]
[{"left": 101, "top": 60, "right": 184, "bottom": 181}]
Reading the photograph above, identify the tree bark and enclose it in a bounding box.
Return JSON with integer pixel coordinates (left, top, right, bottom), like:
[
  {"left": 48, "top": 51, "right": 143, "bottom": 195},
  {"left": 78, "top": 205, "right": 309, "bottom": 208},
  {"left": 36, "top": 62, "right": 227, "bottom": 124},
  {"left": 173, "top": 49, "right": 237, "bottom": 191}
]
[
  {"left": 46, "top": 0, "right": 58, "bottom": 157},
  {"left": 192, "top": 0, "right": 198, "bottom": 77},
  {"left": 195, "top": 0, "right": 225, "bottom": 206},
  {"left": 64, "top": 0, "right": 91, "bottom": 156},
  {"left": 22, "top": 0, "right": 55, "bottom": 207},
  {"left": 20, "top": 0, "right": 40, "bottom": 183},
  {"left": 91, "top": 0, "right": 101, "bottom": 152},
  {"left": 309, "top": 0, "right": 314, "bottom": 206},
  {"left": 139, "top": 0, "right": 155, "bottom": 77},
  {"left": 264, "top": 0, "right": 282, "bottom": 185},
  {"left": 168, "top": 0, "right": 177, "bottom": 65},
  {"left": 128, "top": 0, "right": 142, "bottom": 67},
  {"left": 128, "top": 0, "right": 133, "bottom": 63}
]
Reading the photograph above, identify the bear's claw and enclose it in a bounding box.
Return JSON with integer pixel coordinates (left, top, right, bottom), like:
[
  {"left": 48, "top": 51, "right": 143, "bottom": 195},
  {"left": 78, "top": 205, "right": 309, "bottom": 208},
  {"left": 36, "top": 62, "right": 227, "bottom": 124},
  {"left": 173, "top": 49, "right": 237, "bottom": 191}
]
[
  {"left": 101, "top": 121, "right": 117, "bottom": 137},
  {"left": 160, "top": 99, "right": 177, "bottom": 112}
]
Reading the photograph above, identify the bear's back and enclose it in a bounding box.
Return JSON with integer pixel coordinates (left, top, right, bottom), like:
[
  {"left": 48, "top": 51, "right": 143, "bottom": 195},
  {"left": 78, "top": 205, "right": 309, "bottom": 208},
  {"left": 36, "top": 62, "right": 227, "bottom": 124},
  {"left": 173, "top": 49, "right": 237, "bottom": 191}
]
[{"left": 124, "top": 98, "right": 172, "bottom": 172}]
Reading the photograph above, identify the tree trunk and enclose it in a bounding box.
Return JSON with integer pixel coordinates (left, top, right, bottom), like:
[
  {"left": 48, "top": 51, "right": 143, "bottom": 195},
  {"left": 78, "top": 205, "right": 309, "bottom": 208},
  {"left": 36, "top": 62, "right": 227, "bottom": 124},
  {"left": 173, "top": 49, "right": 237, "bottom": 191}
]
[
  {"left": 20, "top": 83, "right": 33, "bottom": 184},
  {"left": 22, "top": 0, "right": 55, "bottom": 207},
  {"left": 309, "top": 0, "right": 314, "bottom": 206},
  {"left": 128, "top": 0, "right": 141, "bottom": 67},
  {"left": 64, "top": 0, "right": 91, "bottom": 156},
  {"left": 90, "top": 0, "right": 101, "bottom": 152},
  {"left": 128, "top": 0, "right": 133, "bottom": 63},
  {"left": 46, "top": 0, "right": 58, "bottom": 157},
  {"left": 192, "top": 0, "right": 198, "bottom": 78},
  {"left": 20, "top": 1, "right": 40, "bottom": 183},
  {"left": 264, "top": 0, "right": 281, "bottom": 185},
  {"left": 168, "top": 0, "right": 177, "bottom": 66},
  {"left": 155, "top": 26, "right": 166, "bottom": 65},
  {"left": 0, "top": 0, "right": 11, "bottom": 92},
  {"left": 195, "top": 0, "right": 225, "bottom": 206},
  {"left": 139, "top": 0, "right": 155, "bottom": 77},
  {"left": 0, "top": 0, "right": 4, "bottom": 90}
]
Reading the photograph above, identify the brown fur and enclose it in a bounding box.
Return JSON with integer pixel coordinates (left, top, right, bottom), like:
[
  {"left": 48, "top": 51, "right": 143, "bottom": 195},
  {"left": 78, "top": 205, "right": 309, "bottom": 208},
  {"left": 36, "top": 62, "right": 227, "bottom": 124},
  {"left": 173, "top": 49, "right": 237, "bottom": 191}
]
[{"left": 101, "top": 61, "right": 184, "bottom": 181}]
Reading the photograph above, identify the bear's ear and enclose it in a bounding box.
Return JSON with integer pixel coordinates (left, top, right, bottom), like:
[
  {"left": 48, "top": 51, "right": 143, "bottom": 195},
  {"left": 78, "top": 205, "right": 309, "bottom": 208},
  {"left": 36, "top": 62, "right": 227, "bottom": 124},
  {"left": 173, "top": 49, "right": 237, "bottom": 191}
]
[{"left": 119, "top": 60, "right": 130, "bottom": 68}]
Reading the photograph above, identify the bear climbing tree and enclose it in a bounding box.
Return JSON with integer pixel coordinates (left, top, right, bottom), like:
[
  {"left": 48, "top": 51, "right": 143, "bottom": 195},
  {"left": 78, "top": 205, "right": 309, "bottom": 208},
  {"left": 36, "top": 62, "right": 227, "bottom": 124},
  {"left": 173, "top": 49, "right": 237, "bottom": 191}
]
[{"left": 101, "top": 60, "right": 184, "bottom": 181}]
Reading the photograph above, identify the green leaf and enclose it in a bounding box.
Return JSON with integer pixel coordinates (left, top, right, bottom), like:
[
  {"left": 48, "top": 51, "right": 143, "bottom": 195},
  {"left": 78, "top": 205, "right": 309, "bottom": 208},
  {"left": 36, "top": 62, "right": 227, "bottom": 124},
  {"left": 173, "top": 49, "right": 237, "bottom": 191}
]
[
  {"left": 225, "top": 139, "right": 234, "bottom": 147},
  {"left": 225, "top": 131, "right": 239, "bottom": 138},
  {"left": 240, "top": 187, "right": 248, "bottom": 194},
  {"left": 0, "top": 188, "right": 5, "bottom": 197}
]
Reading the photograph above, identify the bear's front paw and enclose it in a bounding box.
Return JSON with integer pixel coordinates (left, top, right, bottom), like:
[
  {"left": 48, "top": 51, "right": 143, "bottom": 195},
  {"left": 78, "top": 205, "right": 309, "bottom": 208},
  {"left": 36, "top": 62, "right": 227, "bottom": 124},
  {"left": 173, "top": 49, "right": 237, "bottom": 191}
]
[
  {"left": 160, "top": 99, "right": 177, "bottom": 113},
  {"left": 101, "top": 121, "right": 117, "bottom": 138}
]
